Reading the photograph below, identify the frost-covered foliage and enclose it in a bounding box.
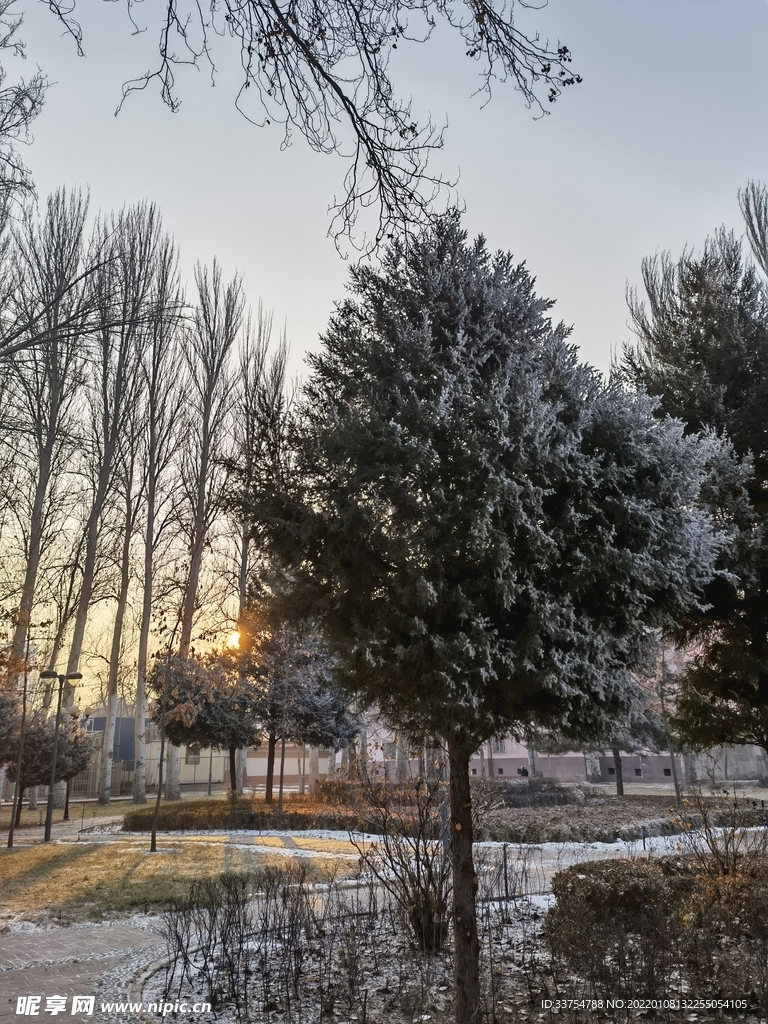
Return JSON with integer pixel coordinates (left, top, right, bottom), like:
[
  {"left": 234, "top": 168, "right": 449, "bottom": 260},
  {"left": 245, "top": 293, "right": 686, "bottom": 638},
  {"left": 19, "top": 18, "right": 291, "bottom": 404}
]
[
  {"left": 621, "top": 185, "right": 768, "bottom": 752},
  {"left": 1, "top": 714, "right": 92, "bottom": 789},
  {"left": 251, "top": 626, "right": 358, "bottom": 750},
  {"left": 257, "top": 212, "right": 723, "bottom": 751},
  {"left": 0, "top": 685, "right": 20, "bottom": 761},
  {"left": 148, "top": 656, "right": 262, "bottom": 775},
  {"left": 248, "top": 212, "right": 724, "bottom": 1022}
]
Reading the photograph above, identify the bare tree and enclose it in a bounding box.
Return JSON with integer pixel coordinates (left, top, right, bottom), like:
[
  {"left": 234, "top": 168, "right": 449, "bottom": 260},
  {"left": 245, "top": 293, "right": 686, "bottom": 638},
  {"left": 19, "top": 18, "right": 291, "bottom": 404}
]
[
  {"left": 133, "top": 233, "right": 183, "bottom": 804},
  {"left": 167, "top": 260, "right": 243, "bottom": 799},
  {"left": 6, "top": 189, "right": 89, "bottom": 666},
  {"left": 46, "top": 0, "right": 581, "bottom": 252},
  {"left": 97, "top": 405, "right": 143, "bottom": 804},
  {"left": 225, "top": 306, "right": 290, "bottom": 789},
  {"left": 0, "top": 0, "right": 46, "bottom": 205},
  {"left": 64, "top": 203, "right": 161, "bottom": 687}
]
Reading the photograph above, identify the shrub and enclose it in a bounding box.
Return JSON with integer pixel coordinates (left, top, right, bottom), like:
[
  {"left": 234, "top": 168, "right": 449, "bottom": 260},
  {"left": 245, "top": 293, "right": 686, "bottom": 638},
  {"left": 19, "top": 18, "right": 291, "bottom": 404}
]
[
  {"left": 123, "top": 795, "right": 369, "bottom": 833},
  {"left": 547, "top": 855, "right": 768, "bottom": 1011},
  {"left": 547, "top": 859, "right": 684, "bottom": 998}
]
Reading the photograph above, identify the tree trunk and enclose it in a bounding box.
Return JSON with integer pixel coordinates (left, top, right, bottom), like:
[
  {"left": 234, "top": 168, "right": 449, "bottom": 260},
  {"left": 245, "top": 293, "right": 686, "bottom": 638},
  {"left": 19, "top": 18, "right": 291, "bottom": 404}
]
[
  {"left": 278, "top": 734, "right": 287, "bottom": 811},
  {"left": 265, "top": 732, "right": 277, "bottom": 804},
  {"left": 229, "top": 747, "right": 237, "bottom": 795},
  {"left": 165, "top": 745, "right": 180, "bottom": 801},
  {"left": 134, "top": 441, "right": 156, "bottom": 805},
  {"left": 448, "top": 736, "right": 481, "bottom": 1024},
  {"left": 10, "top": 441, "right": 53, "bottom": 666},
  {"left": 527, "top": 746, "right": 541, "bottom": 777},
  {"left": 99, "top": 471, "right": 135, "bottom": 805},
  {"left": 612, "top": 747, "right": 624, "bottom": 796},
  {"left": 395, "top": 737, "right": 407, "bottom": 782},
  {"left": 667, "top": 737, "right": 682, "bottom": 807},
  {"left": 584, "top": 750, "right": 601, "bottom": 783},
  {"left": 309, "top": 746, "right": 319, "bottom": 795},
  {"left": 236, "top": 748, "right": 246, "bottom": 794},
  {"left": 683, "top": 748, "right": 697, "bottom": 786},
  {"left": 358, "top": 718, "right": 368, "bottom": 774},
  {"left": 15, "top": 793, "right": 24, "bottom": 828}
]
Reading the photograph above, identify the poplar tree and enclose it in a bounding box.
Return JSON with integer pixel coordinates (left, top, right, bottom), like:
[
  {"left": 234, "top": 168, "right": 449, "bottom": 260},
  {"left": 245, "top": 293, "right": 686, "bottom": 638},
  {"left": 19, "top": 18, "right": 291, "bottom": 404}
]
[{"left": 246, "top": 214, "right": 723, "bottom": 1022}]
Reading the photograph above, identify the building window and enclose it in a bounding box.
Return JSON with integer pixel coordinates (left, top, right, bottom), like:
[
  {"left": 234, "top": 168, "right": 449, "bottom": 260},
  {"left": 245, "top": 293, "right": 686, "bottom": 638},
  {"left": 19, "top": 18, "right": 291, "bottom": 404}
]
[
  {"left": 471, "top": 768, "right": 477, "bottom": 775},
  {"left": 498, "top": 767, "right": 503, "bottom": 775},
  {"left": 663, "top": 768, "right": 672, "bottom": 776},
  {"left": 492, "top": 739, "right": 506, "bottom": 754},
  {"left": 634, "top": 768, "right": 642, "bottom": 776},
  {"left": 607, "top": 767, "right": 615, "bottom": 775},
  {"left": 185, "top": 744, "right": 200, "bottom": 765}
]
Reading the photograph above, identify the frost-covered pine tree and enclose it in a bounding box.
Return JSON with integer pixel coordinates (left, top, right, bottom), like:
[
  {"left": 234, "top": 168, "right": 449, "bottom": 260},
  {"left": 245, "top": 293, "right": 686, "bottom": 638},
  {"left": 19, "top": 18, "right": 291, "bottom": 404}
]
[
  {"left": 251, "top": 626, "right": 358, "bottom": 803},
  {"left": 247, "top": 213, "right": 724, "bottom": 1023}
]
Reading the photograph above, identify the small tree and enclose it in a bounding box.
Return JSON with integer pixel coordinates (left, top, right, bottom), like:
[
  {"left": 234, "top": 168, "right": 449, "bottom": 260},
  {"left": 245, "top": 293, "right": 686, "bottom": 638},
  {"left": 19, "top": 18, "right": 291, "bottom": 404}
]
[
  {"left": 149, "top": 656, "right": 261, "bottom": 796},
  {"left": 249, "top": 625, "right": 358, "bottom": 804},
  {"left": 2, "top": 716, "right": 92, "bottom": 826}
]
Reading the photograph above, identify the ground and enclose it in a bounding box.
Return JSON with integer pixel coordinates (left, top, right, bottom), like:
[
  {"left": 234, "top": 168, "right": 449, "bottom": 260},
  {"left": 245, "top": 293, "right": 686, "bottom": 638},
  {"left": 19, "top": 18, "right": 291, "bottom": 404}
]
[{"left": 1, "top": 785, "right": 766, "bottom": 1023}]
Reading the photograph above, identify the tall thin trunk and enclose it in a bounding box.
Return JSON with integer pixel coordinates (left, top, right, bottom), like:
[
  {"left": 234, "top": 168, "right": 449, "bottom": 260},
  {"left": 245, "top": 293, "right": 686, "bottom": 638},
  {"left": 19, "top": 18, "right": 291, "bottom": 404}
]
[
  {"left": 10, "top": 441, "right": 53, "bottom": 663},
  {"left": 265, "top": 731, "right": 277, "bottom": 804},
  {"left": 7, "top": 667, "right": 29, "bottom": 849},
  {"left": 395, "top": 736, "right": 407, "bottom": 781},
  {"left": 229, "top": 747, "right": 237, "bottom": 795},
  {"left": 99, "top": 475, "right": 135, "bottom": 804},
  {"left": 612, "top": 747, "right": 624, "bottom": 796},
  {"left": 134, "top": 429, "right": 156, "bottom": 805},
  {"left": 448, "top": 735, "right": 481, "bottom": 1024},
  {"left": 278, "top": 734, "right": 286, "bottom": 811},
  {"left": 309, "top": 746, "right": 319, "bottom": 795},
  {"left": 667, "top": 736, "right": 682, "bottom": 806}
]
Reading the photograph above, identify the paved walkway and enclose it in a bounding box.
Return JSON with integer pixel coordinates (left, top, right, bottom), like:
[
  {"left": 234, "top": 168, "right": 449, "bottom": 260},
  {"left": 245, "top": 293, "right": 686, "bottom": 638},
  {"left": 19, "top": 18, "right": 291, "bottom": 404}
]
[{"left": 0, "top": 922, "right": 163, "bottom": 1023}]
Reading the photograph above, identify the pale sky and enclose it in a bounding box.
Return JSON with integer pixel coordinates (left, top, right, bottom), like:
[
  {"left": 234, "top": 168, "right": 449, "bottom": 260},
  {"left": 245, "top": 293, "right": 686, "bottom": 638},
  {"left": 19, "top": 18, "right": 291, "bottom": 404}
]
[{"left": 15, "top": 0, "right": 768, "bottom": 378}]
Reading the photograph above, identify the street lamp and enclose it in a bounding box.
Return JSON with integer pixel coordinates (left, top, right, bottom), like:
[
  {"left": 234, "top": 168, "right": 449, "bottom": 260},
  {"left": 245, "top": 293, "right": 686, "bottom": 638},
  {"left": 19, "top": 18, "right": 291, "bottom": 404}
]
[{"left": 39, "top": 670, "right": 82, "bottom": 842}]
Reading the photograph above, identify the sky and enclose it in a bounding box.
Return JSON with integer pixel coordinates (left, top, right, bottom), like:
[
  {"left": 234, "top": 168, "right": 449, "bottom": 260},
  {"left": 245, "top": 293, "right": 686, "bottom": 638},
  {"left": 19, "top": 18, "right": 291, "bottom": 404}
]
[{"left": 13, "top": 0, "right": 768, "bottom": 379}]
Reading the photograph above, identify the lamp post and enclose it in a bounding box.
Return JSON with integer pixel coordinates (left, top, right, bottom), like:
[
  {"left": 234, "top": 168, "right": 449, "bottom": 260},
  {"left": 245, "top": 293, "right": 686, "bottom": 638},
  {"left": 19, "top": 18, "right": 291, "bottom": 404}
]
[{"left": 39, "top": 670, "right": 82, "bottom": 842}]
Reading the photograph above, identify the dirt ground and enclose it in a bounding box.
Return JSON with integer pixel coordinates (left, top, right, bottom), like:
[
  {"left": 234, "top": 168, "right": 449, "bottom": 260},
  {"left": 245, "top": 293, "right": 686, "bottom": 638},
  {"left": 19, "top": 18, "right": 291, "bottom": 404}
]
[{"left": 479, "top": 783, "right": 768, "bottom": 843}]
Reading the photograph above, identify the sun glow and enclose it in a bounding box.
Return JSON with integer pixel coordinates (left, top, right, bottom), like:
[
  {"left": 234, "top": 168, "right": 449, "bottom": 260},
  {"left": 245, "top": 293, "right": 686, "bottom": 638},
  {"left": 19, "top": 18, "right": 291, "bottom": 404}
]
[{"left": 226, "top": 632, "right": 240, "bottom": 649}]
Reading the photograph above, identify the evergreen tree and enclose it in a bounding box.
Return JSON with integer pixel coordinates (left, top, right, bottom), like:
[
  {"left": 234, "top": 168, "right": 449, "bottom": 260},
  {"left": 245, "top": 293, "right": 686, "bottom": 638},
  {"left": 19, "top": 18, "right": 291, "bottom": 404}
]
[
  {"left": 247, "top": 214, "right": 723, "bottom": 1022},
  {"left": 249, "top": 625, "right": 358, "bottom": 803},
  {"left": 0, "top": 687, "right": 19, "bottom": 762},
  {"left": 2, "top": 716, "right": 92, "bottom": 818},
  {"left": 620, "top": 183, "right": 768, "bottom": 754}
]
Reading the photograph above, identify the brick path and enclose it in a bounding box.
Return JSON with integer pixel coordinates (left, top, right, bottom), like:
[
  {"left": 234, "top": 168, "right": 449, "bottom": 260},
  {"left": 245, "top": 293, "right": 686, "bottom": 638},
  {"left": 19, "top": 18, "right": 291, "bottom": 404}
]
[{"left": 0, "top": 923, "right": 163, "bottom": 1023}]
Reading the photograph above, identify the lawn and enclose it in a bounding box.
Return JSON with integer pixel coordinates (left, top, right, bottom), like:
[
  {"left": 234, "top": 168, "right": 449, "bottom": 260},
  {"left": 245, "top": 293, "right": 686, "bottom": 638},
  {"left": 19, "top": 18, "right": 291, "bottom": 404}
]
[
  {"left": 0, "top": 836, "right": 354, "bottom": 925},
  {"left": 0, "top": 799, "right": 129, "bottom": 831}
]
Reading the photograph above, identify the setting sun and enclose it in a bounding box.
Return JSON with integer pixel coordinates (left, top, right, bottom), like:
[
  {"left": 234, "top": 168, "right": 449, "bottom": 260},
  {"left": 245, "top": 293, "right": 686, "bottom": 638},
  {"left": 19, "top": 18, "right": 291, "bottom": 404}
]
[{"left": 226, "top": 632, "right": 240, "bottom": 649}]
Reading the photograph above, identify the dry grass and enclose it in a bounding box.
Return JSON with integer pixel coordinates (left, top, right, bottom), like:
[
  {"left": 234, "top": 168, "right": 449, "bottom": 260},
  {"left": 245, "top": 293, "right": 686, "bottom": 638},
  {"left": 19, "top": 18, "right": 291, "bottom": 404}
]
[
  {"left": 0, "top": 799, "right": 128, "bottom": 831},
  {"left": 0, "top": 837, "right": 353, "bottom": 925}
]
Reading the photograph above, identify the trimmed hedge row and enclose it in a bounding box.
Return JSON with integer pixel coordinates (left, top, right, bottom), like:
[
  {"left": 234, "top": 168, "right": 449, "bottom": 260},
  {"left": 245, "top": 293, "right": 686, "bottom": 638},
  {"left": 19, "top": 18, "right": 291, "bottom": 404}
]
[
  {"left": 122, "top": 797, "right": 372, "bottom": 834},
  {"left": 547, "top": 855, "right": 768, "bottom": 1009}
]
